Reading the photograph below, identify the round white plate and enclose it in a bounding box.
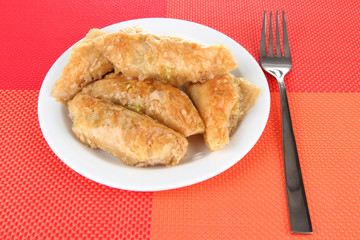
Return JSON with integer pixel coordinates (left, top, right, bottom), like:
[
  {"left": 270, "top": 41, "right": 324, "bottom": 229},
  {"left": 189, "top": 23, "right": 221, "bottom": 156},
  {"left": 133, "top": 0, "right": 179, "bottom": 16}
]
[{"left": 38, "top": 18, "right": 270, "bottom": 191}]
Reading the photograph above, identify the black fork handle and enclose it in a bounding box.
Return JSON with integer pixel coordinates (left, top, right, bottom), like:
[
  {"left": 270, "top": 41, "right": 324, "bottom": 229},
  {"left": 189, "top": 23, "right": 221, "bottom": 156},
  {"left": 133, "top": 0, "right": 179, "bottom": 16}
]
[{"left": 279, "top": 80, "right": 313, "bottom": 234}]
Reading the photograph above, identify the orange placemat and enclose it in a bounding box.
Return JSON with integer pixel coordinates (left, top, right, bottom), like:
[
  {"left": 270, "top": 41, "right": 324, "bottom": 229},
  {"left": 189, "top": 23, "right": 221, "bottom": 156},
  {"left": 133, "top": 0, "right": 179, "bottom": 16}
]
[{"left": 1, "top": 0, "right": 360, "bottom": 239}]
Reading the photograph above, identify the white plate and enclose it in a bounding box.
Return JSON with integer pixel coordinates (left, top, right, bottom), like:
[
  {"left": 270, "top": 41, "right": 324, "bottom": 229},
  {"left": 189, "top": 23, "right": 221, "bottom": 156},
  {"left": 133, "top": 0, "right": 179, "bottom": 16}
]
[{"left": 38, "top": 18, "right": 270, "bottom": 191}]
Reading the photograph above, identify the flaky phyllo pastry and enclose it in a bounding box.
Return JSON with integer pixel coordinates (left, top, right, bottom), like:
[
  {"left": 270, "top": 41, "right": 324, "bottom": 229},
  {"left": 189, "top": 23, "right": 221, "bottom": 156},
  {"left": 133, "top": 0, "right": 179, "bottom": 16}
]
[
  {"left": 51, "top": 27, "right": 147, "bottom": 104},
  {"left": 51, "top": 29, "right": 112, "bottom": 104},
  {"left": 95, "top": 26, "right": 237, "bottom": 86},
  {"left": 80, "top": 73, "right": 204, "bottom": 137},
  {"left": 51, "top": 26, "right": 237, "bottom": 103},
  {"left": 52, "top": 26, "right": 260, "bottom": 166},
  {"left": 69, "top": 95, "right": 188, "bottom": 167},
  {"left": 187, "top": 73, "right": 260, "bottom": 151}
]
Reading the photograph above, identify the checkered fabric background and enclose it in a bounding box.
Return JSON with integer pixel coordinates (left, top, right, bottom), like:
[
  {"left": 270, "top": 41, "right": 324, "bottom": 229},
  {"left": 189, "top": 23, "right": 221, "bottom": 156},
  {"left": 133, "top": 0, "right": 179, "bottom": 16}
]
[{"left": 1, "top": 0, "right": 360, "bottom": 239}]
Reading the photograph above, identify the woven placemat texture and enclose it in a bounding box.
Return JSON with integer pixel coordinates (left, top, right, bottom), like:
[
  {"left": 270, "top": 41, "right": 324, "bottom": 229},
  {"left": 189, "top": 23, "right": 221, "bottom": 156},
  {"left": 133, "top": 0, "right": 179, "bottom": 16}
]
[
  {"left": 151, "top": 92, "right": 360, "bottom": 239},
  {"left": 0, "top": 90, "right": 153, "bottom": 239},
  {"left": 166, "top": 0, "right": 360, "bottom": 93},
  {"left": 1, "top": 0, "right": 360, "bottom": 239}
]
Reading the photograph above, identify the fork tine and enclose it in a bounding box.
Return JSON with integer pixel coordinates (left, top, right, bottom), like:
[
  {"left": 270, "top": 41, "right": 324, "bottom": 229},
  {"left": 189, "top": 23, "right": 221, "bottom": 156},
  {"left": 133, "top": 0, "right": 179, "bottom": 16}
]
[
  {"left": 276, "top": 10, "right": 281, "bottom": 57},
  {"left": 260, "top": 10, "right": 266, "bottom": 57},
  {"left": 268, "top": 11, "right": 274, "bottom": 56},
  {"left": 282, "top": 10, "right": 291, "bottom": 57}
]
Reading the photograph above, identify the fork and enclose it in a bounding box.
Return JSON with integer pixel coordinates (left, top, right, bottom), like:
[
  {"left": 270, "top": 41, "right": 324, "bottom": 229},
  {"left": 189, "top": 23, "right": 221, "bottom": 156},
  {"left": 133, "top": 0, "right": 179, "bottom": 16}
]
[{"left": 260, "top": 10, "right": 312, "bottom": 234}]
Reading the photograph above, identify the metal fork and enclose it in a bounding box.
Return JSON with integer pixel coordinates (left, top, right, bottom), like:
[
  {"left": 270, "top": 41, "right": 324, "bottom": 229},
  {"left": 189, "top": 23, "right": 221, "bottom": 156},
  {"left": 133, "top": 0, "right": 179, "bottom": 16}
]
[{"left": 260, "top": 10, "right": 312, "bottom": 234}]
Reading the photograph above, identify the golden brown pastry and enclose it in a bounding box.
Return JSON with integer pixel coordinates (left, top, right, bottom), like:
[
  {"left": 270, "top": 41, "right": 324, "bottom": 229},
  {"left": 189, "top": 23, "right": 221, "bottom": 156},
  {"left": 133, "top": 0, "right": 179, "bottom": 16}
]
[
  {"left": 80, "top": 73, "right": 205, "bottom": 137},
  {"left": 68, "top": 94, "right": 189, "bottom": 167},
  {"left": 94, "top": 27, "right": 237, "bottom": 86},
  {"left": 233, "top": 76, "right": 261, "bottom": 130},
  {"left": 51, "top": 27, "right": 145, "bottom": 104},
  {"left": 186, "top": 73, "right": 260, "bottom": 151},
  {"left": 51, "top": 29, "right": 113, "bottom": 104}
]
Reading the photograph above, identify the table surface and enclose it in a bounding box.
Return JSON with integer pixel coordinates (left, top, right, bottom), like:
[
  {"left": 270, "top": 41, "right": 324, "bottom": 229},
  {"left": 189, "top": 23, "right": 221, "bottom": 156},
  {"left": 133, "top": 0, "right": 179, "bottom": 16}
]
[{"left": 1, "top": 0, "right": 360, "bottom": 239}]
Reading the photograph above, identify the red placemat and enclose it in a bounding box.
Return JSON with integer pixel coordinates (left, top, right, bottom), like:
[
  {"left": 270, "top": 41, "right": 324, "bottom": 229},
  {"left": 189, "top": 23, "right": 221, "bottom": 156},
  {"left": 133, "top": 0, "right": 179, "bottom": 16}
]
[{"left": 1, "top": 0, "right": 360, "bottom": 239}]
